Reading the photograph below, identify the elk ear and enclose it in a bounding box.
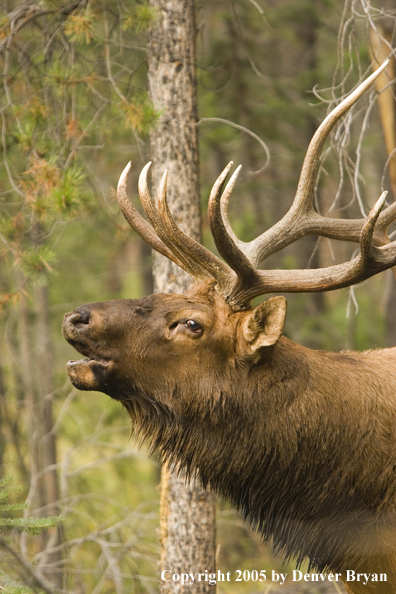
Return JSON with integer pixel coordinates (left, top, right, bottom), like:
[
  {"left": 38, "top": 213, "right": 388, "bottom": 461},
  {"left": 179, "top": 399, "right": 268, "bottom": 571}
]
[{"left": 241, "top": 296, "right": 287, "bottom": 354}]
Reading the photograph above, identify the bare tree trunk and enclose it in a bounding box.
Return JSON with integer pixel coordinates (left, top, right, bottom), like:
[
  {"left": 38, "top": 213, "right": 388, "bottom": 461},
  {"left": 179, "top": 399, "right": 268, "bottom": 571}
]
[
  {"left": 0, "top": 341, "right": 5, "bottom": 473},
  {"left": 147, "top": 0, "right": 216, "bottom": 591},
  {"left": 17, "top": 279, "right": 63, "bottom": 589},
  {"left": 369, "top": 24, "right": 396, "bottom": 347},
  {"left": 35, "top": 284, "right": 63, "bottom": 589},
  {"left": 18, "top": 288, "right": 42, "bottom": 515}
]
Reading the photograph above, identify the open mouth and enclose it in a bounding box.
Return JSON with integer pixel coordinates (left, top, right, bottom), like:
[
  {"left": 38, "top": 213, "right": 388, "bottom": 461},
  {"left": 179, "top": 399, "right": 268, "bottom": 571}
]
[
  {"left": 65, "top": 338, "right": 113, "bottom": 392},
  {"left": 64, "top": 327, "right": 136, "bottom": 401},
  {"left": 66, "top": 339, "right": 111, "bottom": 368}
]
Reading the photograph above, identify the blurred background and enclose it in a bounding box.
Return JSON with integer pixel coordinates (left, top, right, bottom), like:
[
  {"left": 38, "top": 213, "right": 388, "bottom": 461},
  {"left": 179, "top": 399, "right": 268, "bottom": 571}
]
[{"left": 0, "top": 0, "right": 395, "bottom": 591}]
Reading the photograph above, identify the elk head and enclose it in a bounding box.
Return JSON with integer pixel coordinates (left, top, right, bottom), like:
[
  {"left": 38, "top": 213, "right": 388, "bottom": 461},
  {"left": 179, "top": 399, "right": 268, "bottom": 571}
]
[{"left": 63, "top": 58, "right": 396, "bottom": 444}]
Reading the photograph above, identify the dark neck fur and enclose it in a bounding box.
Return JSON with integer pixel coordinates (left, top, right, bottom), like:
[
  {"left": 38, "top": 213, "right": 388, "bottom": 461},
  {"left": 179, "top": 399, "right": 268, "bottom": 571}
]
[{"left": 123, "top": 337, "right": 396, "bottom": 572}]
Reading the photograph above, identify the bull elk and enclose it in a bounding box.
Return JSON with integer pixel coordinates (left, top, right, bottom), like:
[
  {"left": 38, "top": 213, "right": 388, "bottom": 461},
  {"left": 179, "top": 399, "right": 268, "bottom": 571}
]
[{"left": 63, "top": 61, "right": 396, "bottom": 594}]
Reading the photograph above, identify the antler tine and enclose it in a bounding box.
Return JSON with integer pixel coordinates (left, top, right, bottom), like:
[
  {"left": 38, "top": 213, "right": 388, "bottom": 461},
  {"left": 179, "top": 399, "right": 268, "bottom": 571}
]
[
  {"left": 294, "top": 60, "right": 390, "bottom": 213},
  {"left": 156, "top": 170, "right": 234, "bottom": 284},
  {"left": 117, "top": 162, "right": 185, "bottom": 268},
  {"left": 360, "top": 191, "right": 388, "bottom": 261},
  {"left": 154, "top": 170, "right": 208, "bottom": 279},
  {"left": 219, "top": 164, "right": 243, "bottom": 246},
  {"left": 208, "top": 163, "right": 257, "bottom": 284},
  {"left": 362, "top": 192, "right": 396, "bottom": 268},
  {"left": 376, "top": 200, "right": 396, "bottom": 240},
  {"left": 138, "top": 162, "right": 168, "bottom": 234}
]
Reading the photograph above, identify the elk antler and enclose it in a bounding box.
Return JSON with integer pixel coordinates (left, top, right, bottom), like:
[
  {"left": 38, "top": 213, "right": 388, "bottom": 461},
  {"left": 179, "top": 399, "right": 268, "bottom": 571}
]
[
  {"left": 118, "top": 60, "right": 396, "bottom": 311},
  {"left": 117, "top": 162, "right": 237, "bottom": 294}
]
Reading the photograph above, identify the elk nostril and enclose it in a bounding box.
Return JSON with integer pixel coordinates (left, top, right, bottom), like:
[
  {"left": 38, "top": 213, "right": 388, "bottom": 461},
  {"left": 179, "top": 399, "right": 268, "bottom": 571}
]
[{"left": 69, "top": 310, "right": 91, "bottom": 326}]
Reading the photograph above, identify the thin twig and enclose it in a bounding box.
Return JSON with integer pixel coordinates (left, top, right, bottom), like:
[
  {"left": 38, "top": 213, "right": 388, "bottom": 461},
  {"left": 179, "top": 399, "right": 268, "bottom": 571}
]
[
  {"left": 198, "top": 117, "right": 270, "bottom": 173},
  {"left": 0, "top": 537, "right": 68, "bottom": 594}
]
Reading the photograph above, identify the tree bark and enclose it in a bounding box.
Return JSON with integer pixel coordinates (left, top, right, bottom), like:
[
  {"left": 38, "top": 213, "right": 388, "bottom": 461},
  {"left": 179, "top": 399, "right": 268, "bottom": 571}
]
[
  {"left": 369, "top": 25, "right": 396, "bottom": 347},
  {"left": 35, "top": 284, "right": 63, "bottom": 589},
  {"left": 147, "top": 1, "right": 216, "bottom": 592},
  {"left": 0, "top": 341, "right": 5, "bottom": 473},
  {"left": 17, "top": 280, "right": 63, "bottom": 589}
]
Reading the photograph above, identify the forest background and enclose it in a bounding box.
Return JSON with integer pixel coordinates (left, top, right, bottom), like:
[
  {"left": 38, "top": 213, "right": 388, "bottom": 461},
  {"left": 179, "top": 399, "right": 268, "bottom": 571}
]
[{"left": 1, "top": 0, "right": 396, "bottom": 592}]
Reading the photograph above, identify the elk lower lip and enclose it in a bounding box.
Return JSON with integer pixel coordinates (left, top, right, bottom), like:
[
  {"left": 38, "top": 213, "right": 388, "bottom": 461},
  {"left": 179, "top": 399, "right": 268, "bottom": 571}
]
[{"left": 66, "top": 357, "right": 113, "bottom": 393}]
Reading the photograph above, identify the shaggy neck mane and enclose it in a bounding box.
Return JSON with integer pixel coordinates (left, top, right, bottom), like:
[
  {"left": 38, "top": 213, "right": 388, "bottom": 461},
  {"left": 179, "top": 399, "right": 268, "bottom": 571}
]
[{"left": 122, "top": 337, "right": 396, "bottom": 573}]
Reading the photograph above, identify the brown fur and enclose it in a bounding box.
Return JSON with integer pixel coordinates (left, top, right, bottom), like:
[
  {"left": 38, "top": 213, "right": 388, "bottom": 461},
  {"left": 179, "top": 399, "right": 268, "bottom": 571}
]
[{"left": 62, "top": 282, "right": 396, "bottom": 592}]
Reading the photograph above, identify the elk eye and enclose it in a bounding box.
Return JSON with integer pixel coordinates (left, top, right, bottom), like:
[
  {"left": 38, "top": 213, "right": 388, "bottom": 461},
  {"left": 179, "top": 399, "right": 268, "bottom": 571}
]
[{"left": 185, "top": 319, "right": 202, "bottom": 334}]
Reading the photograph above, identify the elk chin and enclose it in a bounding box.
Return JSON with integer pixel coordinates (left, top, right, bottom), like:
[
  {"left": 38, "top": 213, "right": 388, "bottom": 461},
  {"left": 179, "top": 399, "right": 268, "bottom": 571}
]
[{"left": 66, "top": 358, "right": 112, "bottom": 392}]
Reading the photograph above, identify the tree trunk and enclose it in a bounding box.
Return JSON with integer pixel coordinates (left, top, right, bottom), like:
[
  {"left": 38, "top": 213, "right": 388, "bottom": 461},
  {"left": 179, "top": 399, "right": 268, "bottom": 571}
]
[
  {"left": 147, "top": 1, "right": 216, "bottom": 591},
  {"left": 17, "top": 280, "right": 63, "bottom": 589},
  {"left": 35, "top": 284, "right": 63, "bottom": 589},
  {"left": 0, "top": 341, "right": 5, "bottom": 473},
  {"left": 369, "top": 25, "right": 396, "bottom": 347}
]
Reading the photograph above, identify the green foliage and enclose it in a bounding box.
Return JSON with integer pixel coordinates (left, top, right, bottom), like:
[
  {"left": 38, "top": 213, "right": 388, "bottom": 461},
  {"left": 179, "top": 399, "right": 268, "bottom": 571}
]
[
  {"left": 0, "top": 0, "right": 155, "bottom": 300},
  {"left": 0, "top": 515, "right": 61, "bottom": 535},
  {"left": 47, "top": 168, "right": 94, "bottom": 219},
  {"left": 121, "top": 93, "right": 162, "bottom": 134},
  {"left": 0, "top": 477, "right": 64, "bottom": 593},
  {"left": 18, "top": 246, "right": 57, "bottom": 287},
  {"left": 0, "top": 476, "right": 62, "bottom": 535},
  {"left": 64, "top": 8, "right": 96, "bottom": 45},
  {"left": 123, "top": 3, "right": 159, "bottom": 33}
]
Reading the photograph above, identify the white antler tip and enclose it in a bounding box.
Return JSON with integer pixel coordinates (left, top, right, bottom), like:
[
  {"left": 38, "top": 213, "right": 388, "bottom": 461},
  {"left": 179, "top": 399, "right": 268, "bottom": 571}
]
[
  {"left": 138, "top": 161, "right": 152, "bottom": 190},
  {"left": 118, "top": 161, "right": 132, "bottom": 191},
  {"left": 376, "top": 190, "right": 388, "bottom": 211},
  {"left": 159, "top": 169, "right": 169, "bottom": 191},
  {"left": 370, "top": 59, "right": 391, "bottom": 84},
  {"left": 364, "top": 191, "right": 389, "bottom": 238},
  {"left": 221, "top": 164, "right": 241, "bottom": 203}
]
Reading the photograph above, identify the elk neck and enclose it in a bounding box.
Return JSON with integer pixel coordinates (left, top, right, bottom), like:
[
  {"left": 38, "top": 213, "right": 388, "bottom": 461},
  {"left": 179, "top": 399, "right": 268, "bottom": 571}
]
[{"left": 122, "top": 335, "right": 396, "bottom": 572}]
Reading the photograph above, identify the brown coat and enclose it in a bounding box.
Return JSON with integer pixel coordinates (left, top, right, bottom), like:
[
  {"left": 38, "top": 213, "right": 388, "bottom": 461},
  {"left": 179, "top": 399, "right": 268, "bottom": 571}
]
[{"left": 63, "top": 282, "right": 396, "bottom": 589}]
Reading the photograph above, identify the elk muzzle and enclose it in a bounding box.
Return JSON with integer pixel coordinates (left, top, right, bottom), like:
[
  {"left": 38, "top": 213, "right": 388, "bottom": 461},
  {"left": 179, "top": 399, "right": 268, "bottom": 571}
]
[{"left": 62, "top": 307, "right": 113, "bottom": 392}]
